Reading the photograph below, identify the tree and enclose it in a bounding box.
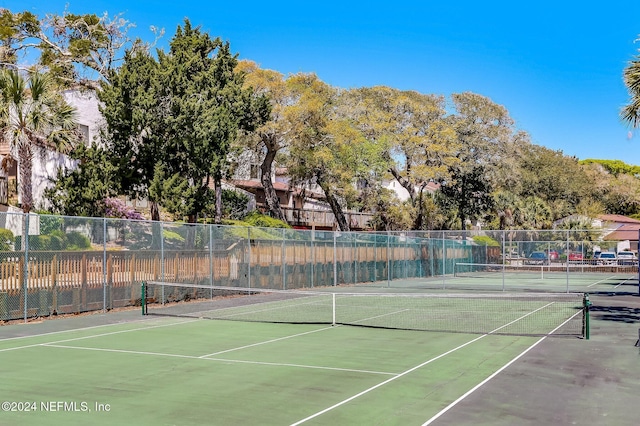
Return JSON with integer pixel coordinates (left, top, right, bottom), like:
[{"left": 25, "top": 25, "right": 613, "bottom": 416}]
[
  {"left": 439, "top": 164, "right": 494, "bottom": 229},
  {"left": 98, "top": 46, "right": 164, "bottom": 220},
  {"left": 0, "top": 69, "right": 79, "bottom": 212},
  {"left": 285, "top": 74, "right": 388, "bottom": 231},
  {"left": 155, "top": 20, "right": 268, "bottom": 223},
  {"left": 443, "top": 92, "right": 513, "bottom": 229},
  {"left": 622, "top": 35, "right": 640, "bottom": 128},
  {"left": 44, "top": 144, "right": 119, "bottom": 217},
  {"left": 342, "top": 86, "right": 458, "bottom": 230},
  {"left": 0, "top": 8, "right": 137, "bottom": 88},
  {"left": 235, "top": 60, "right": 285, "bottom": 222}
]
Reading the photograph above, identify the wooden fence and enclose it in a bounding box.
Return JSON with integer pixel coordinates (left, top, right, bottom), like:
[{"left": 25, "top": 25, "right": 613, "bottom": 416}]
[{"left": 0, "top": 239, "right": 483, "bottom": 321}]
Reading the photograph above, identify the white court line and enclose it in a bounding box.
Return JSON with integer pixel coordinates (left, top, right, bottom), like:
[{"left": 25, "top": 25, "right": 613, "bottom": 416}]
[
  {"left": 289, "top": 303, "right": 556, "bottom": 426},
  {"left": 614, "top": 276, "right": 635, "bottom": 289},
  {"left": 0, "top": 315, "right": 159, "bottom": 342},
  {"left": 421, "top": 310, "right": 582, "bottom": 425},
  {"left": 40, "top": 343, "right": 396, "bottom": 376},
  {"left": 587, "top": 275, "right": 624, "bottom": 288},
  {"left": 198, "top": 308, "right": 412, "bottom": 358},
  {"left": 0, "top": 318, "right": 199, "bottom": 353},
  {"left": 198, "top": 326, "right": 335, "bottom": 357}
]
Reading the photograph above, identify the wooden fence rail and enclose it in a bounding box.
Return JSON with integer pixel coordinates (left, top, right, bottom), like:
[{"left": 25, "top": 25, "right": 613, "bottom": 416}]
[{"left": 0, "top": 240, "right": 485, "bottom": 321}]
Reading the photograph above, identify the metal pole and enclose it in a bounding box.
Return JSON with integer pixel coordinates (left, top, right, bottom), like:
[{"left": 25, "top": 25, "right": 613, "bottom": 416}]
[
  {"left": 583, "top": 293, "right": 591, "bottom": 340},
  {"left": 282, "top": 228, "right": 287, "bottom": 290},
  {"left": 103, "top": 218, "right": 107, "bottom": 311},
  {"left": 23, "top": 213, "right": 29, "bottom": 322},
  {"left": 387, "top": 231, "right": 391, "bottom": 288},
  {"left": 208, "top": 224, "right": 214, "bottom": 299},
  {"left": 502, "top": 231, "right": 506, "bottom": 291},
  {"left": 566, "top": 230, "right": 570, "bottom": 293},
  {"left": 311, "top": 228, "right": 315, "bottom": 288},
  {"left": 374, "top": 233, "right": 377, "bottom": 282},
  {"left": 247, "top": 227, "right": 252, "bottom": 289},
  {"left": 442, "top": 231, "right": 446, "bottom": 289},
  {"left": 333, "top": 231, "right": 337, "bottom": 287},
  {"left": 160, "top": 222, "right": 165, "bottom": 305}
]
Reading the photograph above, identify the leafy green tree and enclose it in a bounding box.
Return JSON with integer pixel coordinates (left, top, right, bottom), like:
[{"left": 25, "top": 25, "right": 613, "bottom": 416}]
[
  {"left": 98, "top": 46, "right": 164, "bottom": 220},
  {"left": 439, "top": 164, "right": 494, "bottom": 229},
  {"left": 45, "top": 144, "right": 119, "bottom": 217},
  {"left": 156, "top": 20, "right": 268, "bottom": 223},
  {"left": 579, "top": 159, "right": 640, "bottom": 177},
  {"left": 445, "top": 92, "right": 513, "bottom": 228},
  {"left": 342, "top": 86, "right": 458, "bottom": 230},
  {"left": 236, "top": 60, "right": 285, "bottom": 222},
  {"left": 286, "top": 74, "right": 388, "bottom": 231},
  {"left": 519, "top": 144, "right": 595, "bottom": 220},
  {"left": 0, "top": 69, "right": 79, "bottom": 212}
]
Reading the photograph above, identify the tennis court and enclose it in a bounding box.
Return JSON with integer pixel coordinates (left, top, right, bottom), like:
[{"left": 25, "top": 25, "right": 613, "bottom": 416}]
[
  {"left": 1, "top": 278, "right": 639, "bottom": 425},
  {"left": 354, "top": 263, "right": 640, "bottom": 295}
]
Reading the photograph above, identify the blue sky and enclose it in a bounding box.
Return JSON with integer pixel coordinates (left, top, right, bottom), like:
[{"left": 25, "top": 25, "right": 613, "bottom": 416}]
[{"left": 4, "top": 1, "right": 640, "bottom": 164}]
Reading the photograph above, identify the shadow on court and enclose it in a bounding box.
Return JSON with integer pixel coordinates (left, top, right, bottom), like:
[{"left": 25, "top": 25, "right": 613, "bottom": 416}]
[{"left": 432, "top": 292, "right": 640, "bottom": 425}]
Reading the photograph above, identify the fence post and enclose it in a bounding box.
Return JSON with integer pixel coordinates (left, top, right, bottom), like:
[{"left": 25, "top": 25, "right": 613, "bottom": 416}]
[
  {"left": 209, "top": 224, "right": 214, "bottom": 286},
  {"left": 247, "top": 227, "right": 252, "bottom": 289},
  {"left": 103, "top": 218, "right": 107, "bottom": 311},
  {"left": 387, "top": 231, "right": 390, "bottom": 287},
  {"left": 333, "top": 232, "right": 337, "bottom": 287},
  {"left": 442, "top": 231, "right": 446, "bottom": 289},
  {"left": 23, "top": 213, "right": 29, "bottom": 322},
  {"left": 282, "top": 228, "right": 287, "bottom": 290}
]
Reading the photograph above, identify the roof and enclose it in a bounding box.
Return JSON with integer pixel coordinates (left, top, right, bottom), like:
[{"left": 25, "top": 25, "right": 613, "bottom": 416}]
[
  {"left": 604, "top": 223, "right": 640, "bottom": 241},
  {"left": 598, "top": 214, "right": 640, "bottom": 224},
  {"left": 231, "top": 180, "right": 291, "bottom": 192}
]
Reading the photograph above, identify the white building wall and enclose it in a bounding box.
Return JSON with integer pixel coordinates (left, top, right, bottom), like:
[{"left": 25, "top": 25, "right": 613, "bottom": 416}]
[
  {"left": 62, "top": 89, "right": 104, "bottom": 146},
  {"left": 26, "top": 89, "right": 103, "bottom": 210}
]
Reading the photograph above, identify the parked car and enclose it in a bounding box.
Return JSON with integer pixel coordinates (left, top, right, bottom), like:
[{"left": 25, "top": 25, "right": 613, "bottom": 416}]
[
  {"left": 545, "top": 250, "right": 559, "bottom": 261},
  {"left": 617, "top": 251, "right": 637, "bottom": 265},
  {"left": 525, "top": 251, "right": 549, "bottom": 265},
  {"left": 568, "top": 252, "right": 584, "bottom": 262},
  {"left": 598, "top": 251, "right": 617, "bottom": 265}
]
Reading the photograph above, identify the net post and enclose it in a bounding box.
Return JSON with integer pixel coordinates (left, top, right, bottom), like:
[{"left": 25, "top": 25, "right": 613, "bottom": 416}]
[
  {"left": 332, "top": 293, "right": 336, "bottom": 326},
  {"left": 582, "top": 293, "right": 591, "bottom": 340},
  {"left": 141, "top": 281, "right": 147, "bottom": 316}
]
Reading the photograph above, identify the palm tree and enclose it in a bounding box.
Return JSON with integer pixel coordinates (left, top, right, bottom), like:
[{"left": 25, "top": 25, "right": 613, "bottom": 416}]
[
  {"left": 0, "top": 69, "right": 79, "bottom": 212},
  {"left": 622, "top": 40, "right": 640, "bottom": 128}
]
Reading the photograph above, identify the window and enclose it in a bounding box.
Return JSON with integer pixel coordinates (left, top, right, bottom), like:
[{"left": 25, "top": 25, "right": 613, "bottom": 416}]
[
  {"left": 250, "top": 164, "right": 260, "bottom": 180},
  {"left": 78, "top": 124, "right": 90, "bottom": 144}
]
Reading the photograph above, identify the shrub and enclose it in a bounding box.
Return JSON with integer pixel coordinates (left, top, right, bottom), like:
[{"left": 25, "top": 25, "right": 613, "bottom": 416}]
[
  {"left": 0, "top": 228, "right": 14, "bottom": 251},
  {"left": 104, "top": 198, "right": 144, "bottom": 220},
  {"left": 472, "top": 235, "right": 500, "bottom": 247},
  {"left": 66, "top": 231, "right": 91, "bottom": 250},
  {"left": 242, "top": 211, "right": 290, "bottom": 229}
]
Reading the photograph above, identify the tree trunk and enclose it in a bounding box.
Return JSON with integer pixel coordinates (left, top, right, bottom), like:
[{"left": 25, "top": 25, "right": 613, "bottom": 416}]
[
  {"left": 18, "top": 144, "right": 33, "bottom": 213},
  {"left": 214, "top": 176, "right": 223, "bottom": 224},
  {"left": 150, "top": 200, "right": 160, "bottom": 222},
  {"left": 412, "top": 188, "right": 425, "bottom": 230},
  {"left": 320, "top": 182, "right": 350, "bottom": 231},
  {"left": 260, "top": 147, "right": 286, "bottom": 222},
  {"left": 388, "top": 166, "right": 416, "bottom": 204}
]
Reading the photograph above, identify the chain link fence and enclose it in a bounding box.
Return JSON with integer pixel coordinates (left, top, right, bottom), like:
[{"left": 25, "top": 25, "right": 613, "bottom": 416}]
[{"left": 0, "top": 211, "right": 634, "bottom": 322}]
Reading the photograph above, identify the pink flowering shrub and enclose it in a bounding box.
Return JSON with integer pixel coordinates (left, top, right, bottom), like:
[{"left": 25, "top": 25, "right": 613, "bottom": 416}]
[{"left": 104, "top": 198, "right": 144, "bottom": 220}]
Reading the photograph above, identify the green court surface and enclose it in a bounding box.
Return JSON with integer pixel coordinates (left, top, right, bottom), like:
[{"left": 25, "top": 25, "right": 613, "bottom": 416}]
[
  {"left": 356, "top": 269, "right": 640, "bottom": 295},
  {"left": 1, "top": 287, "right": 640, "bottom": 425}
]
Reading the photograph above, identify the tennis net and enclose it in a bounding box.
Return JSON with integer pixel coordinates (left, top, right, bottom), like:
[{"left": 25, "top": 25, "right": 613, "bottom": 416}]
[
  {"left": 453, "top": 262, "right": 638, "bottom": 283},
  {"left": 142, "top": 281, "right": 588, "bottom": 337}
]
